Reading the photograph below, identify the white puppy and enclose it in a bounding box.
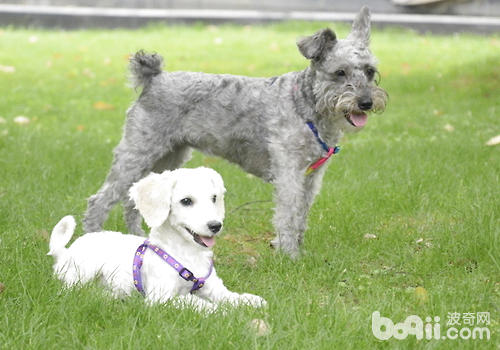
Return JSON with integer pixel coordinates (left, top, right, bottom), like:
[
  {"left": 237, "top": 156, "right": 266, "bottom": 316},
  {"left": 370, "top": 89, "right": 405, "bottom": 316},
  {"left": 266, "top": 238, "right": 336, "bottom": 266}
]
[{"left": 48, "top": 167, "right": 266, "bottom": 312}]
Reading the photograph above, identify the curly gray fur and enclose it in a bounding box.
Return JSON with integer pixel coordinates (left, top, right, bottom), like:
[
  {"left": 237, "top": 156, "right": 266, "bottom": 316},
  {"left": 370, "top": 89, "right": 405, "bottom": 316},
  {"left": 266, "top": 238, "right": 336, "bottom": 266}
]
[
  {"left": 129, "top": 50, "right": 164, "bottom": 89},
  {"left": 84, "top": 6, "right": 387, "bottom": 259}
]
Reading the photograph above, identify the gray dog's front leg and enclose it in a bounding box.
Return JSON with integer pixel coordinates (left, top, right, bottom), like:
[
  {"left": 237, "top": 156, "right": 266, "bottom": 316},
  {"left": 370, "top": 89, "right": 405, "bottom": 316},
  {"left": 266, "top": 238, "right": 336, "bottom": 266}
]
[
  {"left": 297, "top": 165, "right": 328, "bottom": 245},
  {"left": 270, "top": 169, "right": 310, "bottom": 258}
]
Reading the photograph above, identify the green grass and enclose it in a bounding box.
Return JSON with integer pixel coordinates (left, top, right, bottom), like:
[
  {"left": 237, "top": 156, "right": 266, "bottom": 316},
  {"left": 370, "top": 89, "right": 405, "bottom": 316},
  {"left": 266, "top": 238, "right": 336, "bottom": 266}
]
[{"left": 0, "top": 23, "right": 498, "bottom": 349}]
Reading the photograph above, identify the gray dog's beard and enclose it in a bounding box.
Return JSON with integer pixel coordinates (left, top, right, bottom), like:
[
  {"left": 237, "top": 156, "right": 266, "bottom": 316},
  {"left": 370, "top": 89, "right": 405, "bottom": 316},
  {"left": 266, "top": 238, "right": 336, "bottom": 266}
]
[
  {"left": 314, "top": 84, "right": 387, "bottom": 126},
  {"left": 315, "top": 87, "right": 359, "bottom": 123},
  {"left": 371, "top": 87, "right": 389, "bottom": 113}
]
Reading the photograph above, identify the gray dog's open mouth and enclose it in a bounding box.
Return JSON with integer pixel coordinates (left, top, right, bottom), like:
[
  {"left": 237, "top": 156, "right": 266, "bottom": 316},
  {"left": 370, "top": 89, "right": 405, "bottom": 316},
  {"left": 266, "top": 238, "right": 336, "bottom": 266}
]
[
  {"left": 184, "top": 227, "right": 215, "bottom": 248},
  {"left": 345, "top": 112, "right": 368, "bottom": 127}
]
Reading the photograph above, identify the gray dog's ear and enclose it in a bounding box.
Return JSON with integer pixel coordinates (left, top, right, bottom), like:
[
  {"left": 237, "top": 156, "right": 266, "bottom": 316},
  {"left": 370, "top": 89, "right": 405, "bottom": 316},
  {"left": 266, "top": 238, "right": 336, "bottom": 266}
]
[
  {"left": 129, "top": 172, "right": 174, "bottom": 228},
  {"left": 347, "top": 6, "right": 371, "bottom": 46},
  {"left": 297, "top": 28, "right": 337, "bottom": 60}
]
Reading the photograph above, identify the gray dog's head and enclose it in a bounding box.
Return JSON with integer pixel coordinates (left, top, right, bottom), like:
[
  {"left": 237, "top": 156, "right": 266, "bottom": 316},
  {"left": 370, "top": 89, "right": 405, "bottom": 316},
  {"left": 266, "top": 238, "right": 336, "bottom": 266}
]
[{"left": 297, "top": 6, "right": 388, "bottom": 129}]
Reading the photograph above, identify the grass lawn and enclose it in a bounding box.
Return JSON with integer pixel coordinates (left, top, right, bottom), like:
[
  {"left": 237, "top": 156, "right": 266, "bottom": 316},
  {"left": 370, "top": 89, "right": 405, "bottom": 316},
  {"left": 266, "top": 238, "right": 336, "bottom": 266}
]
[{"left": 0, "top": 22, "right": 498, "bottom": 349}]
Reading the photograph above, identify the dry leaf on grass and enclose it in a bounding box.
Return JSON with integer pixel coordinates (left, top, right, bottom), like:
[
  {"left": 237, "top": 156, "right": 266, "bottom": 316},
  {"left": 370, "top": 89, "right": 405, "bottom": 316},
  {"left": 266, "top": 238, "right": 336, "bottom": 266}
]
[
  {"left": 248, "top": 319, "right": 271, "bottom": 336},
  {"left": 93, "top": 101, "right": 115, "bottom": 111},
  {"left": 269, "top": 42, "right": 280, "bottom": 52},
  {"left": 486, "top": 135, "right": 500, "bottom": 146},
  {"left": 414, "top": 286, "right": 428, "bottom": 304},
  {"left": 100, "top": 78, "right": 117, "bottom": 87},
  {"left": 0, "top": 65, "right": 15, "bottom": 73},
  {"left": 443, "top": 123, "right": 454, "bottom": 132},
  {"left": 400, "top": 62, "right": 411, "bottom": 75},
  {"left": 82, "top": 68, "right": 95, "bottom": 78},
  {"left": 14, "top": 116, "right": 30, "bottom": 125},
  {"left": 246, "top": 256, "right": 257, "bottom": 267},
  {"left": 37, "top": 230, "right": 50, "bottom": 242}
]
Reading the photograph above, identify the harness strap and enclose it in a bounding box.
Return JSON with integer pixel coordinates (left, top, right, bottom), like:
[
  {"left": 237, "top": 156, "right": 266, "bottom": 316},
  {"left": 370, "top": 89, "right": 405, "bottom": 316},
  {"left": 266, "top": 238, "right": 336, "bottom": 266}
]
[{"left": 133, "top": 240, "right": 213, "bottom": 296}]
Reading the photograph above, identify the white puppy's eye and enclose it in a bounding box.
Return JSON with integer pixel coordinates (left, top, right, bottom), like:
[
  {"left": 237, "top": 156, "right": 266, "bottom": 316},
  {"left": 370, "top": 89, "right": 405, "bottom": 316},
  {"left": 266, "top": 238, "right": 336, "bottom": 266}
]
[
  {"left": 180, "top": 198, "right": 193, "bottom": 206},
  {"left": 212, "top": 195, "right": 217, "bottom": 203}
]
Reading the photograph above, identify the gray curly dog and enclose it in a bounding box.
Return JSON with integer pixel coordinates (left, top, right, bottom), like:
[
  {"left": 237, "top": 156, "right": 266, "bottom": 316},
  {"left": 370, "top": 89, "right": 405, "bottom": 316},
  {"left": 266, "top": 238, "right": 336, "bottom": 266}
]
[{"left": 83, "top": 6, "right": 387, "bottom": 258}]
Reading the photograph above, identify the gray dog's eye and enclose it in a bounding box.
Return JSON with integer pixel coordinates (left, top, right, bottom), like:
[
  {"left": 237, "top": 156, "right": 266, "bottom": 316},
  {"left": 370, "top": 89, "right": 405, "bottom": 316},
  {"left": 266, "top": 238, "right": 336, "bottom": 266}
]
[
  {"left": 366, "top": 67, "right": 375, "bottom": 79},
  {"left": 180, "top": 198, "right": 193, "bottom": 206},
  {"left": 334, "top": 69, "right": 346, "bottom": 77}
]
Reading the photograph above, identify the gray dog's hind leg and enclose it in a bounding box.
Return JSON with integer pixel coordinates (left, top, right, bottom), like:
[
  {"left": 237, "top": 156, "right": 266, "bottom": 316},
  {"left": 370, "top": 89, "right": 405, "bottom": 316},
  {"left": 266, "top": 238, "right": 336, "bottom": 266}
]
[
  {"left": 122, "top": 146, "right": 193, "bottom": 235},
  {"left": 151, "top": 145, "right": 193, "bottom": 174},
  {"left": 83, "top": 139, "right": 170, "bottom": 234},
  {"left": 83, "top": 142, "right": 132, "bottom": 234}
]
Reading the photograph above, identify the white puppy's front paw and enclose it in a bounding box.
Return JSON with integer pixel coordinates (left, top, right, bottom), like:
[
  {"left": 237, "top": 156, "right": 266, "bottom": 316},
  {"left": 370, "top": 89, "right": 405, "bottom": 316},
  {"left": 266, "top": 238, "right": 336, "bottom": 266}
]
[{"left": 241, "top": 293, "right": 267, "bottom": 308}]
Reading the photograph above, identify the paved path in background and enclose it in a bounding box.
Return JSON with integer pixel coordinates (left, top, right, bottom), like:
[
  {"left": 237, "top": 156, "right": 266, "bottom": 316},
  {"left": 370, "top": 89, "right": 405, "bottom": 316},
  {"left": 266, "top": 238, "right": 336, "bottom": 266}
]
[{"left": 0, "top": 4, "right": 499, "bottom": 33}]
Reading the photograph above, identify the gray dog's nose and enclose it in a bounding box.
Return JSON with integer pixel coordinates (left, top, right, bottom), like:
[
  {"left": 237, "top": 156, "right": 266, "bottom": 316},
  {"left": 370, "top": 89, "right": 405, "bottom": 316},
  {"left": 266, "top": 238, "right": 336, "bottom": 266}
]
[
  {"left": 358, "top": 97, "right": 373, "bottom": 111},
  {"left": 207, "top": 221, "right": 222, "bottom": 234}
]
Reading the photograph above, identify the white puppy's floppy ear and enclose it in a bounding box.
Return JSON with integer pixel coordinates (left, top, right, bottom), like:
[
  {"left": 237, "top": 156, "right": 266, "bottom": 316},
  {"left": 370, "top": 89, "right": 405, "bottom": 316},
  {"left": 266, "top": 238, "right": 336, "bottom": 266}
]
[
  {"left": 129, "top": 172, "right": 174, "bottom": 228},
  {"left": 209, "top": 170, "right": 226, "bottom": 195}
]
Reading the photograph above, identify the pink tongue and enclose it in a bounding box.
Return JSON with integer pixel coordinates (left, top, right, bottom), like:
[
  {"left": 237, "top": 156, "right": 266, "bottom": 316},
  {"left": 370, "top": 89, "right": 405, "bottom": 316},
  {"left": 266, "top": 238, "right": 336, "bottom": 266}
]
[
  {"left": 200, "top": 236, "right": 216, "bottom": 247},
  {"left": 350, "top": 112, "right": 368, "bottom": 127}
]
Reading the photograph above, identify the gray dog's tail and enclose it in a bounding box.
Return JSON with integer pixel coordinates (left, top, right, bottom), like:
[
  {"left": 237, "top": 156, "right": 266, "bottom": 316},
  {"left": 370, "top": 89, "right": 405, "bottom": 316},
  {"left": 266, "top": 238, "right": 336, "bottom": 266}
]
[{"left": 129, "top": 50, "right": 164, "bottom": 89}]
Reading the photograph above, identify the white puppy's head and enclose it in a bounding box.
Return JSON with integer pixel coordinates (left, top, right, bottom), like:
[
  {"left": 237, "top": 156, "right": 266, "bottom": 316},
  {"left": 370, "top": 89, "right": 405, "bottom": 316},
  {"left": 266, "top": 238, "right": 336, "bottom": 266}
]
[{"left": 129, "top": 167, "right": 226, "bottom": 248}]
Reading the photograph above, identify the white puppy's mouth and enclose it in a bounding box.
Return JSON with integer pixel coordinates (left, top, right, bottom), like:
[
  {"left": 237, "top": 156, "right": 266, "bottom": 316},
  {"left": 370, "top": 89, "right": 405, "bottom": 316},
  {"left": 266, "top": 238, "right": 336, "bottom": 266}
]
[{"left": 184, "top": 227, "right": 216, "bottom": 248}]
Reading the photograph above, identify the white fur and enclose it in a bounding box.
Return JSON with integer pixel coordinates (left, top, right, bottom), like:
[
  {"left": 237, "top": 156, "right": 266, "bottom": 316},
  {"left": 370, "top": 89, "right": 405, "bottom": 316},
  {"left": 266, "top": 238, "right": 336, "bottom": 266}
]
[{"left": 48, "top": 167, "right": 266, "bottom": 312}]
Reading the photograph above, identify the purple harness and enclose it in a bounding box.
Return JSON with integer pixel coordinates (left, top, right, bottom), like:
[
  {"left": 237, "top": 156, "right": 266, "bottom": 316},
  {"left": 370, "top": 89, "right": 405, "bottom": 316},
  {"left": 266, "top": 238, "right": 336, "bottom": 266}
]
[{"left": 133, "top": 240, "right": 213, "bottom": 296}]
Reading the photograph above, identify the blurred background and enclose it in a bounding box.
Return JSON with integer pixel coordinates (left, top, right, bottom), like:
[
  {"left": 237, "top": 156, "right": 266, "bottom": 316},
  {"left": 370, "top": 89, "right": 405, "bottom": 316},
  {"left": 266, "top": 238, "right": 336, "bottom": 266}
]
[{"left": 1, "top": 0, "right": 499, "bottom": 32}]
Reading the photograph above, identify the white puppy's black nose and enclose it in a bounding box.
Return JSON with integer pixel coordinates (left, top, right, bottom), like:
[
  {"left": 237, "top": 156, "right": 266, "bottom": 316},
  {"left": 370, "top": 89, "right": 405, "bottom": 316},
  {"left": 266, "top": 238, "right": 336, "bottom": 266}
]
[{"left": 207, "top": 221, "right": 222, "bottom": 234}]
